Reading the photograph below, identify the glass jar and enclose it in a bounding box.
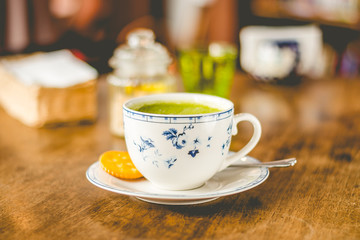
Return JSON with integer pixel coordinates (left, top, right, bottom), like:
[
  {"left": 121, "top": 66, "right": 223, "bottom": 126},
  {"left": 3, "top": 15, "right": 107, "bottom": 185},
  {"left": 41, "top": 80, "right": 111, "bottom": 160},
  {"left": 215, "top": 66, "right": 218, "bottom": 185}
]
[{"left": 107, "top": 29, "right": 176, "bottom": 137}]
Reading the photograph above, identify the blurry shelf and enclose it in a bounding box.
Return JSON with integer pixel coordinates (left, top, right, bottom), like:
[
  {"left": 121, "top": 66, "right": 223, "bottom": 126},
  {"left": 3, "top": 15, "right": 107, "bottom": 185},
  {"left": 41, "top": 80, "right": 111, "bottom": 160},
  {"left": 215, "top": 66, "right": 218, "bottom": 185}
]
[{"left": 251, "top": 0, "right": 360, "bottom": 30}]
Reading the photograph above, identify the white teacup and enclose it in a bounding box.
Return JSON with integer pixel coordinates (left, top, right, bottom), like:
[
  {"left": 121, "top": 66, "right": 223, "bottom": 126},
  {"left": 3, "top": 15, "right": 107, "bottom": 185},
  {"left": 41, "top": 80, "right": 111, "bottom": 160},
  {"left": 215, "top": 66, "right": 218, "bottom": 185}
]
[{"left": 123, "top": 93, "right": 261, "bottom": 190}]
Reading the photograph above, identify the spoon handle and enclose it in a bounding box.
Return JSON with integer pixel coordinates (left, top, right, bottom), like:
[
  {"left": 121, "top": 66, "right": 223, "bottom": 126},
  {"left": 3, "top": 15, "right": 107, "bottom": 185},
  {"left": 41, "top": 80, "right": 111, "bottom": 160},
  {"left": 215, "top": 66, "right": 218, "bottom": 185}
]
[{"left": 230, "top": 158, "right": 297, "bottom": 168}]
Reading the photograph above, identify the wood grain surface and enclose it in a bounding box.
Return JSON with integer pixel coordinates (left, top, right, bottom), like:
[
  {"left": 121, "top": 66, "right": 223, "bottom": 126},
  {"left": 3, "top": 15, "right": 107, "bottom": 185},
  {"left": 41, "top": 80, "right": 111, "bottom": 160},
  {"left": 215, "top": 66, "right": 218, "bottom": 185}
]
[{"left": 0, "top": 74, "right": 359, "bottom": 240}]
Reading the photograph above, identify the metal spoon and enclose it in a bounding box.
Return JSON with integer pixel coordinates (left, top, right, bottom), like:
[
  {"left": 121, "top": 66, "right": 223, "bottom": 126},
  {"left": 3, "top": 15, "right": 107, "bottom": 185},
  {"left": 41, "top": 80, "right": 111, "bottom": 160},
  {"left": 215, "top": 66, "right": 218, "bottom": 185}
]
[{"left": 230, "top": 158, "right": 297, "bottom": 168}]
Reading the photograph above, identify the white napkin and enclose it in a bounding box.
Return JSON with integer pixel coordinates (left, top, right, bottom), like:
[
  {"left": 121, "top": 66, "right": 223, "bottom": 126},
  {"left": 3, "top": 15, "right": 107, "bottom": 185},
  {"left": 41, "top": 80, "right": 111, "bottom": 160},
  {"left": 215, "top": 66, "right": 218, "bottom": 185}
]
[{"left": 1, "top": 50, "right": 98, "bottom": 88}]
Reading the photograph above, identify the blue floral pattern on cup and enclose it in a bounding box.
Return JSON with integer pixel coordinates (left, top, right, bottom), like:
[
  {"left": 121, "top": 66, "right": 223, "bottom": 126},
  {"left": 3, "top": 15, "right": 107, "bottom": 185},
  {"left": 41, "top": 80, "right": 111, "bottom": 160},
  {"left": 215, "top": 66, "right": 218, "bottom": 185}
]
[
  {"left": 162, "top": 124, "right": 205, "bottom": 158},
  {"left": 162, "top": 124, "right": 194, "bottom": 149},
  {"left": 164, "top": 158, "right": 177, "bottom": 169},
  {"left": 132, "top": 122, "right": 223, "bottom": 169},
  {"left": 134, "top": 136, "right": 155, "bottom": 152},
  {"left": 222, "top": 122, "right": 233, "bottom": 155}
]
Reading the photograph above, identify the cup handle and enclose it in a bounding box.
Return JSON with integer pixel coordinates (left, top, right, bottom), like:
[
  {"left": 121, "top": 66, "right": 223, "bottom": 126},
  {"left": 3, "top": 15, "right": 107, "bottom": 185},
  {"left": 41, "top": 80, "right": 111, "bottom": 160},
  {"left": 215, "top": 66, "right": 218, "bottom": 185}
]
[{"left": 219, "top": 113, "right": 262, "bottom": 171}]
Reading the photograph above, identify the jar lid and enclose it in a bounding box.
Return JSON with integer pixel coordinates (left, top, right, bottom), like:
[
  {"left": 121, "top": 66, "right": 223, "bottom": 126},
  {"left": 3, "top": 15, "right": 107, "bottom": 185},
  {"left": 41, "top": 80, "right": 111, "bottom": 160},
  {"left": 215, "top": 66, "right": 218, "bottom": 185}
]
[{"left": 109, "top": 29, "right": 172, "bottom": 72}]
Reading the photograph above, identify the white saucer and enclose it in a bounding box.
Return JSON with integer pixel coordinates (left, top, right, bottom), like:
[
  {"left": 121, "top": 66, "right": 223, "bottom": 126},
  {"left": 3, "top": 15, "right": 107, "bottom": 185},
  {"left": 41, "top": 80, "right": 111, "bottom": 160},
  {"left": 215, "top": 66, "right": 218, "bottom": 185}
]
[{"left": 86, "top": 156, "right": 269, "bottom": 205}]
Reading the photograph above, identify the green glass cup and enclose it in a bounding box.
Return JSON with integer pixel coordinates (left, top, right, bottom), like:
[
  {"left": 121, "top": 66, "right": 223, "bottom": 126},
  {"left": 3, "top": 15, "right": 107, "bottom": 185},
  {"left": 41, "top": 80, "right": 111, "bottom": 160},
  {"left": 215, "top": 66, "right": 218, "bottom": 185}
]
[{"left": 178, "top": 42, "right": 237, "bottom": 98}]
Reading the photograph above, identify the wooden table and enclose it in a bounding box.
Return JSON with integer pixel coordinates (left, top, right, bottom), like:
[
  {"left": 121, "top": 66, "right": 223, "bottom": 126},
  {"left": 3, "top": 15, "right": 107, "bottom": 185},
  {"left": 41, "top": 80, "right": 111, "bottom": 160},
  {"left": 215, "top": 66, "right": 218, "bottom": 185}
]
[{"left": 0, "top": 73, "right": 359, "bottom": 239}]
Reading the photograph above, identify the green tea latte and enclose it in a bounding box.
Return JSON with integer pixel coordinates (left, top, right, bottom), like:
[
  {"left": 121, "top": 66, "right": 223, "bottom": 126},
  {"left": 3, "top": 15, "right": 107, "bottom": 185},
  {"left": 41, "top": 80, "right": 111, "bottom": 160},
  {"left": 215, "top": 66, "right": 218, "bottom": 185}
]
[{"left": 131, "top": 101, "right": 222, "bottom": 115}]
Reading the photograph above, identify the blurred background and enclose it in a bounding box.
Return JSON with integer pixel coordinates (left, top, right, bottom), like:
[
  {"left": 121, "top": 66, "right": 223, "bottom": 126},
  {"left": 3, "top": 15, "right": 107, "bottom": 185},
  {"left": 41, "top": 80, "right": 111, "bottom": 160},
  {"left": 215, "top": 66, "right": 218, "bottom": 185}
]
[{"left": 0, "top": 0, "right": 359, "bottom": 77}]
